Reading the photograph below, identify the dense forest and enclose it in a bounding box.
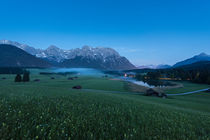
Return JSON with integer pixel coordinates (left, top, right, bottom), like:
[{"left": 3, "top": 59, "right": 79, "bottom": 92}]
[
  {"left": 136, "top": 68, "right": 210, "bottom": 85},
  {"left": 0, "top": 67, "right": 24, "bottom": 74}
]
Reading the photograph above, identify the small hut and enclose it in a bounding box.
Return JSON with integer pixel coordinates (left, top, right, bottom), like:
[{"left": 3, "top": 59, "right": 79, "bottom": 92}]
[
  {"left": 72, "top": 85, "right": 82, "bottom": 89},
  {"left": 145, "top": 88, "right": 167, "bottom": 98},
  {"left": 34, "top": 79, "right": 40, "bottom": 82},
  {"left": 205, "top": 89, "right": 210, "bottom": 93},
  {"left": 145, "top": 88, "right": 159, "bottom": 96},
  {"left": 68, "top": 77, "right": 74, "bottom": 80}
]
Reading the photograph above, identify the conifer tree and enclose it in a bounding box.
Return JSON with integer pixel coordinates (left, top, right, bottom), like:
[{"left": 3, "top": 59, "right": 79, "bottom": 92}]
[
  {"left": 15, "top": 74, "right": 22, "bottom": 82},
  {"left": 23, "top": 71, "right": 30, "bottom": 82}
]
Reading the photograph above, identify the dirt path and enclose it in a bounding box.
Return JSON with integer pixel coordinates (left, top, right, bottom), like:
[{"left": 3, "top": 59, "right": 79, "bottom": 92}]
[
  {"left": 166, "top": 88, "right": 210, "bottom": 96},
  {"left": 80, "top": 89, "right": 143, "bottom": 95},
  {"left": 79, "top": 88, "right": 210, "bottom": 96}
]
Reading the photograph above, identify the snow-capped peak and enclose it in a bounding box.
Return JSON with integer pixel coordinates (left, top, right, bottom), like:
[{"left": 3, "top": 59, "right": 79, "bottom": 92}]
[
  {"left": 0, "top": 40, "right": 136, "bottom": 70},
  {"left": 0, "top": 40, "right": 121, "bottom": 62}
]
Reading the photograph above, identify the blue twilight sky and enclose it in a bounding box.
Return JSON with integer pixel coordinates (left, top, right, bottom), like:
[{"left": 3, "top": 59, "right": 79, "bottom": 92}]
[{"left": 0, "top": 0, "right": 210, "bottom": 66}]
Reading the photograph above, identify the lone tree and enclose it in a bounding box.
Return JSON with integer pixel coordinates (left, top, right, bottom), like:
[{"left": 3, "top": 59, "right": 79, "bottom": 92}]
[
  {"left": 22, "top": 71, "right": 30, "bottom": 82},
  {"left": 15, "top": 74, "right": 22, "bottom": 82}
]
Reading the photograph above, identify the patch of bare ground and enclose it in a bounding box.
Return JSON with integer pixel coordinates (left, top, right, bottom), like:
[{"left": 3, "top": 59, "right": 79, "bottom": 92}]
[
  {"left": 124, "top": 81, "right": 183, "bottom": 94},
  {"left": 154, "top": 82, "right": 183, "bottom": 93},
  {"left": 124, "top": 82, "right": 149, "bottom": 93},
  {"left": 109, "top": 78, "right": 122, "bottom": 81}
]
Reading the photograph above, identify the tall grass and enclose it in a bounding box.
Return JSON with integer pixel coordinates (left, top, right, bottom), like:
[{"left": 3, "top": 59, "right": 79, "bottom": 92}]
[{"left": 0, "top": 74, "right": 210, "bottom": 139}]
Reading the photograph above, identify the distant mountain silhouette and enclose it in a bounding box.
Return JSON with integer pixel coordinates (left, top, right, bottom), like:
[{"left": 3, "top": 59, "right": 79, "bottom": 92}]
[
  {"left": 0, "top": 44, "right": 51, "bottom": 67},
  {"left": 156, "top": 64, "right": 171, "bottom": 69},
  {"left": 173, "top": 53, "right": 210, "bottom": 67},
  {"left": 137, "top": 65, "right": 157, "bottom": 69},
  {"left": 137, "top": 64, "right": 171, "bottom": 69}
]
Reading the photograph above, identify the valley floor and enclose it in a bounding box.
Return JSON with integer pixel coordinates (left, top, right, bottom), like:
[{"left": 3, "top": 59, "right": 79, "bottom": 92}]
[{"left": 0, "top": 74, "right": 210, "bottom": 139}]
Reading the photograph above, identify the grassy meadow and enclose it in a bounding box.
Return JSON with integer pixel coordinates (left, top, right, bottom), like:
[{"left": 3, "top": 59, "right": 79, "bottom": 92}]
[
  {"left": 0, "top": 72, "right": 210, "bottom": 139},
  {"left": 164, "top": 81, "right": 210, "bottom": 94}
]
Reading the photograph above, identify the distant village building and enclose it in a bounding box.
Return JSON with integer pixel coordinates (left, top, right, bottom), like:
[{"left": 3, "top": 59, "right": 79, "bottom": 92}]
[{"left": 124, "top": 72, "right": 136, "bottom": 78}]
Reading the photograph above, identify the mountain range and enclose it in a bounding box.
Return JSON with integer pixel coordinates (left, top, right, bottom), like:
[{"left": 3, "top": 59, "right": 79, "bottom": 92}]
[
  {"left": 137, "top": 53, "right": 210, "bottom": 69},
  {"left": 0, "top": 40, "right": 135, "bottom": 70},
  {"left": 173, "top": 53, "right": 210, "bottom": 67},
  {"left": 0, "top": 40, "right": 209, "bottom": 70},
  {"left": 137, "top": 64, "right": 171, "bottom": 69}
]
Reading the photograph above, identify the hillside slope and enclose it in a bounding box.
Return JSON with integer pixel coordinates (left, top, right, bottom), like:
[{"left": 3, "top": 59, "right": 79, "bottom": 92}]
[
  {"left": 0, "top": 44, "right": 51, "bottom": 67},
  {"left": 176, "top": 61, "right": 210, "bottom": 70},
  {"left": 174, "top": 53, "right": 210, "bottom": 67},
  {"left": 0, "top": 40, "right": 136, "bottom": 70}
]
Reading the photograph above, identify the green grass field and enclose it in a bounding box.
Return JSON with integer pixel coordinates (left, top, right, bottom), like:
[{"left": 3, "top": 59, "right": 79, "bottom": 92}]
[
  {"left": 165, "top": 81, "right": 210, "bottom": 94},
  {"left": 0, "top": 74, "right": 210, "bottom": 139}
]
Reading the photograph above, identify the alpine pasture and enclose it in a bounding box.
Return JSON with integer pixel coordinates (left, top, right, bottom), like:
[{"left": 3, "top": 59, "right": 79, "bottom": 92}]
[{"left": 0, "top": 72, "right": 210, "bottom": 139}]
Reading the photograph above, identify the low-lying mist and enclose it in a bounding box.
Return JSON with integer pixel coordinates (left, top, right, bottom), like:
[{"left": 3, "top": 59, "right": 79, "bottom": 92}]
[{"left": 34, "top": 68, "right": 105, "bottom": 76}]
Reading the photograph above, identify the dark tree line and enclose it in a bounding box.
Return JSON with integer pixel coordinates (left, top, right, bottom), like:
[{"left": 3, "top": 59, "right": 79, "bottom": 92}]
[
  {"left": 0, "top": 67, "right": 24, "bottom": 74},
  {"left": 136, "top": 68, "right": 210, "bottom": 85}
]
